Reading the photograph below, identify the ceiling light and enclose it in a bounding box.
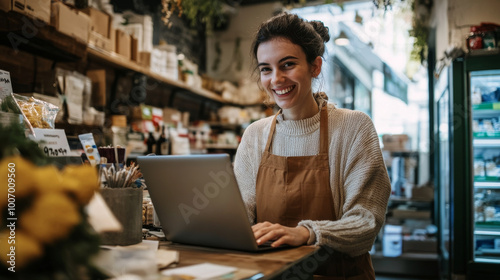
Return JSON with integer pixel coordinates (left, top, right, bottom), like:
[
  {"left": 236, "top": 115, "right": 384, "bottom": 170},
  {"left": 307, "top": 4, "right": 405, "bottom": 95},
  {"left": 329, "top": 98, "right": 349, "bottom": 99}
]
[{"left": 334, "top": 31, "right": 350, "bottom": 46}]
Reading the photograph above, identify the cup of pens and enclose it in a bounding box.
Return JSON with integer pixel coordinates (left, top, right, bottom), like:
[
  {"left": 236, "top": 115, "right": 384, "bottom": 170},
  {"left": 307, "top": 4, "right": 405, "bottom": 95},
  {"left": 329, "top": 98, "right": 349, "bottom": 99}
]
[
  {"left": 98, "top": 146, "right": 126, "bottom": 166},
  {"left": 99, "top": 160, "right": 144, "bottom": 246}
]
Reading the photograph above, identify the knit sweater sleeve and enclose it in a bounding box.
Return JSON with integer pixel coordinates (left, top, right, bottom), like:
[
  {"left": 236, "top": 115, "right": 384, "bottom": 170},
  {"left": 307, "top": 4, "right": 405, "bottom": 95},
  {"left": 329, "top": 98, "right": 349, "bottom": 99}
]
[{"left": 298, "top": 111, "right": 391, "bottom": 257}]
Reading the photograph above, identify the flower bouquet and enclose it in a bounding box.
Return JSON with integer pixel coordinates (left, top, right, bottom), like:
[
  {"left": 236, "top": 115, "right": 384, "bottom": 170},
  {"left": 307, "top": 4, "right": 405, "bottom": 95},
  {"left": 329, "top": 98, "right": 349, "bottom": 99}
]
[{"left": 0, "top": 123, "right": 106, "bottom": 280}]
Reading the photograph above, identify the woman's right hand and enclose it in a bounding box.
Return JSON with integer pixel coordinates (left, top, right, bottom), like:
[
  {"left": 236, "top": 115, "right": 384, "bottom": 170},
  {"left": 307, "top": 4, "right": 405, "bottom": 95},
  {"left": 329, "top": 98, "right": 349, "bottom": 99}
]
[{"left": 252, "top": 221, "right": 310, "bottom": 247}]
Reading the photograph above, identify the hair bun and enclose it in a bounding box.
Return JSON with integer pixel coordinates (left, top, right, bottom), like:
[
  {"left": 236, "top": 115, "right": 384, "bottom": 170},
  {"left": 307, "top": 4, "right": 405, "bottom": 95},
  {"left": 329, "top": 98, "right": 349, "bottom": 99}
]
[{"left": 309, "top": 21, "right": 330, "bottom": 43}]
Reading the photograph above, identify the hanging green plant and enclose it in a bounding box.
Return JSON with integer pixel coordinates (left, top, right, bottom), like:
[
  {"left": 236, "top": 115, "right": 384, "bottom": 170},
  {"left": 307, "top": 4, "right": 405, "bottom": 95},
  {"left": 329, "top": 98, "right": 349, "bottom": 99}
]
[
  {"left": 371, "top": 0, "right": 394, "bottom": 11},
  {"left": 371, "top": 0, "right": 432, "bottom": 64},
  {"left": 409, "top": 0, "right": 433, "bottom": 63},
  {"left": 161, "top": 0, "right": 228, "bottom": 30}
]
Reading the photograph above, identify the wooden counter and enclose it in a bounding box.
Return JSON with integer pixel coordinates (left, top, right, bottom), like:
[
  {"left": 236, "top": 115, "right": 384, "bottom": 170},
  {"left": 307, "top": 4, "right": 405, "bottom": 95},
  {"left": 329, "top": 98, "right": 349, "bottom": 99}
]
[{"left": 160, "top": 242, "right": 325, "bottom": 279}]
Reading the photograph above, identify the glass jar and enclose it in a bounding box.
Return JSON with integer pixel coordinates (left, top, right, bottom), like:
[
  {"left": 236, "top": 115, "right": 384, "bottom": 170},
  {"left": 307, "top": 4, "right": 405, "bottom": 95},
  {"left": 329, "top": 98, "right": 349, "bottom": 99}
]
[
  {"left": 467, "top": 32, "right": 483, "bottom": 50},
  {"left": 483, "top": 31, "right": 496, "bottom": 49}
]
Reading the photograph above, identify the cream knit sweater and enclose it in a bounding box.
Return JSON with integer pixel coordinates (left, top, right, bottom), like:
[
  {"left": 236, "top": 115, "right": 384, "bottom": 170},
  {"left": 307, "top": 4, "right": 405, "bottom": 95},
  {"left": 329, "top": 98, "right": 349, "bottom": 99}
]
[{"left": 233, "top": 101, "right": 391, "bottom": 257}]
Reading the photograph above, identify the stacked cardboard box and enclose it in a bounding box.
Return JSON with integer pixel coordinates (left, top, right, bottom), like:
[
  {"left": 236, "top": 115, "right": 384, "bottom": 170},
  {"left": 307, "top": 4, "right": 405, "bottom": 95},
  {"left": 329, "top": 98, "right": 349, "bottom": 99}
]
[
  {"left": 83, "top": 7, "right": 114, "bottom": 53},
  {"left": 0, "top": 0, "right": 51, "bottom": 23},
  {"left": 50, "top": 1, "right": 89, "bottom": 43}
]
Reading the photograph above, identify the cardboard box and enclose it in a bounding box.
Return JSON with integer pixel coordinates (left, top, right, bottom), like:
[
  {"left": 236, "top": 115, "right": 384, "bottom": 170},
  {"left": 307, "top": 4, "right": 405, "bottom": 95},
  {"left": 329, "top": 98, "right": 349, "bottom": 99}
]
[
  {"left": 81, "top": 7, "right": 111, "bottom": 38},
  {"left": 0, "top": 0, "right": 26, "bottom": 14},
  {"left": 88, "top": 31, "right": 114, "bottom": 52},
  {"left": 403, "top": 237, "right": 437, "bottom": 253},
  {"left": 123, "top": 23, "right": 143, "bottom": 52},
  {"left": 138, "top": 51, "right": 151, "bottom": 68},
  {"left": 51, "top": 2, "right": 89, "bottom": 43},
  {"left": 115, "top": 29, "right": 131, "bottom": 59},
  {"left": 25, "top": 0, "right": 50, "bottom": 23},
  {"left": 86, "top": 69, "right": 106, "bottom": 107},
  {"left": 162, "top": 107, "right": 181, "bottom": 124},
  {"left": 109, "top": 26, "right": 116, "bottom": 52},
  {"left": 131, "top": 36, "right": 139, "bottom": 62},
  {"left": 1, "top": 0, "right": 50, "bottom": 23},
  {"left": 111, "top": 115, "right": 127, "bottom": 127},
  {"left": 392, "top": 208, "right": 431, "bottom": 220},
  {"left": 382, "top": 134, "right": 409, "bottom": 151}
]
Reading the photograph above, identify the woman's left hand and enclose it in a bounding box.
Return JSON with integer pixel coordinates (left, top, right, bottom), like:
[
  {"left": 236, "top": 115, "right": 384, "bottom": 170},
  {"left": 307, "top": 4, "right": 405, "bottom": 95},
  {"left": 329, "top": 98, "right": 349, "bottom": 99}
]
[{"left": 252, "top": 221, "right": 310, "bottom": 247}]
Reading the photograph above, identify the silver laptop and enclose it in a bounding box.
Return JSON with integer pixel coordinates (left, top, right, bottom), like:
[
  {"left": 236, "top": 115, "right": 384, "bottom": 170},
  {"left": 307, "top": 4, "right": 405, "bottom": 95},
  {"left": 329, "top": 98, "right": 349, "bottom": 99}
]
[{"left": 137, "top": 154, "right": 279, "bottom": 252}]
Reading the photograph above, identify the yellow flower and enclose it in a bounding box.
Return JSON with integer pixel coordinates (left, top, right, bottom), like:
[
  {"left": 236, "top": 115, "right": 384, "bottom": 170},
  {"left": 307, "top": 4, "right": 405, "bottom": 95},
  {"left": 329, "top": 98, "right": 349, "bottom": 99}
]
[
  {"left": 0, "top": 230, "right": 43, "bottom": 269},
  {"left": 20, "top": 193, "right": 81, "bottom": 244},
  {"left": 0, "top": 156, "right": 39, "bottom": 210},
  {"left": 61, "top": 165, "right": 100, "bottom": 205},
  {"left": 33, "top": 165, "right": 64, "bottom": 193}
]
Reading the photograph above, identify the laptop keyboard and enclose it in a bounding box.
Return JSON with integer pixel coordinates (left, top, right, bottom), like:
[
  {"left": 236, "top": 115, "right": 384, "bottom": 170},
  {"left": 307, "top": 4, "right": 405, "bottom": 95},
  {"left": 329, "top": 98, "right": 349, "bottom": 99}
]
[{"left": 258, "top": 241, "right": 274, "bottom": 248}]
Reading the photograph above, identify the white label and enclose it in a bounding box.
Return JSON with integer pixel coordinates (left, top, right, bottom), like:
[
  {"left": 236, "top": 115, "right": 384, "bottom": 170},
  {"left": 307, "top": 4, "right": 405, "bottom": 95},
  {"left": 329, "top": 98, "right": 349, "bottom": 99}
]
[
  {"left": 31, "top": 128, "right": 71, "bottom": 157},
  {"left": 0, "top": 70, "right": 13, "bottom": 99}
]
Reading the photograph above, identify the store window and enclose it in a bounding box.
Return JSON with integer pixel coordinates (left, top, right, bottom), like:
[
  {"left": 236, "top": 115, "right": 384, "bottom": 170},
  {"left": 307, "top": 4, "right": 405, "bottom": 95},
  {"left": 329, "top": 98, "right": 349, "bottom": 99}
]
[{"left": 331, "top": 60, "right": 354, "bottom": 110}]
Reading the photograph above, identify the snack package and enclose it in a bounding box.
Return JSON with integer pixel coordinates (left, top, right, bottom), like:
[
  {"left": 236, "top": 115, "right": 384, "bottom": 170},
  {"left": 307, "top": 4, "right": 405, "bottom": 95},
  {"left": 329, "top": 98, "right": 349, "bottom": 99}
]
[{"left": 1, "top": 93, "right": 60, "bottom": 130}]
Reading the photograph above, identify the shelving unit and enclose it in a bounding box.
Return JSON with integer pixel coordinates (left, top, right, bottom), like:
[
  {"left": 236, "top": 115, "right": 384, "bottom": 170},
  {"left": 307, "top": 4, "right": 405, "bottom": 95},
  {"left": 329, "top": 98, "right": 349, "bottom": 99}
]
[
  {"left": 0, "top": 10, "right": 263, "bottom": 149},
  {"left": 372, "top": 194, "right": 439, "bottom": 277},
  {"left": 0, "top": 10, "right": 257, "bottom": 107},
  {"left": 470, "top": 70, "right": 500, "bottom": 270},
  {"left": 374, "top": 147, "right": 438, "bottom": 277},
  {"left": 474, "top": 181, "right": 500, "bottom": 189},
  {"left": 371, "top": 251, "right": 439, "bottom": 277}
]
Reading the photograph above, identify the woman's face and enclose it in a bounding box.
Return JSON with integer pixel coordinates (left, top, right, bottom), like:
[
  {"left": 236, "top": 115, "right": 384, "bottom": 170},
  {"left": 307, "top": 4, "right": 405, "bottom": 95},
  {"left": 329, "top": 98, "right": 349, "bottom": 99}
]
[{"left": 257, "top": 37, "right": 321, "bottom": 112}]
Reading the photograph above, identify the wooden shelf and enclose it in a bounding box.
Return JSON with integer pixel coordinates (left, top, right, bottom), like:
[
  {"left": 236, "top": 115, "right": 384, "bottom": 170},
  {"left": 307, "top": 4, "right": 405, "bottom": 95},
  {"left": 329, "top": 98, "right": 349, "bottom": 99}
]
[
  {"left": 389, "top": 196, "right": 433, "bottom": 203},
  {"left": 371, "top": 252, "right": 438, "bottom": 260},
  {"left": 0, "top": 11, "right": 87, "bottom": 61},
  {"left": 87, "top": 46, "right": 226, "bottom": 104},
  {"left": 473, "top": 138, "right": 500, "bottom": 147},
  {"left": 371, "top": 252, "right": 439, "bottom": 277},
  {"left": 87, "top": 47, "right": 223, "bottom": 102}
]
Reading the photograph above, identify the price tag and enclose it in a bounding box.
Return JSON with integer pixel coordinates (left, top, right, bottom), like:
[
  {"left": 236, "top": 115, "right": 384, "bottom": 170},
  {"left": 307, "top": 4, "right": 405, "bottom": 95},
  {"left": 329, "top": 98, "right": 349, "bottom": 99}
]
[
  {"left": 0, "top": 69, "right": 13, "bottom": 99},
  {"left": 31, "top": 128, "right": 71, "bottom": 157}
]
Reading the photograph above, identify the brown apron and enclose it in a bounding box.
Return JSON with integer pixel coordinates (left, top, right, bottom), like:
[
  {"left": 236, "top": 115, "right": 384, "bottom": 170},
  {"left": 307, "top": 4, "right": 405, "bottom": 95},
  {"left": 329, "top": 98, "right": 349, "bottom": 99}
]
[{"left": 255, "top": 105, "right": 375, "bottom": 280}]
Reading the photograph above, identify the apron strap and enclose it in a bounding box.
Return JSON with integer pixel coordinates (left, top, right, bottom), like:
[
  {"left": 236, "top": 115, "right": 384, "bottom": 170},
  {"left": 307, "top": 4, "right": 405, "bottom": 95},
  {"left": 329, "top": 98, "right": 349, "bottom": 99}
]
[
  {"left": 264, "top": 109, "right": 281, "bottom": 153},
  {"left": 265, "top": 105, "right": 328, "bottom": 154},
  {"left": 319, "top": 104, "right": 329, "bottom": 155}
]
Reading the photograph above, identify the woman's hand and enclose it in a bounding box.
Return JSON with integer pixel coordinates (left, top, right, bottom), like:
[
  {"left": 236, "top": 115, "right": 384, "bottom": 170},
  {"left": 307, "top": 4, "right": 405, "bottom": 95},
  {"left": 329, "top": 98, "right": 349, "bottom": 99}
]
[{"left": 252, "top": 222, "right": 310, "bottom": 247}]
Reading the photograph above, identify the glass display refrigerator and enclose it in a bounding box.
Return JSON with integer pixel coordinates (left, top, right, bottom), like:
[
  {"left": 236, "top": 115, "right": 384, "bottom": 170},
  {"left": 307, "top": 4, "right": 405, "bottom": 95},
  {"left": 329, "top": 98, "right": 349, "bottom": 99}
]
[{"left": 435, "top": 52, "right": 500, "bottom": 279}]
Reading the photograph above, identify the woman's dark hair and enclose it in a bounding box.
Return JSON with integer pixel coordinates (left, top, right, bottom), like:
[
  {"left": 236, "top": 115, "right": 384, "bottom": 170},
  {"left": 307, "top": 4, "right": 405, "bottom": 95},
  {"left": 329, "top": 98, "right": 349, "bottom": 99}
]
[{"left": 251, "top": 12, "right": 330, "bottom": 65}]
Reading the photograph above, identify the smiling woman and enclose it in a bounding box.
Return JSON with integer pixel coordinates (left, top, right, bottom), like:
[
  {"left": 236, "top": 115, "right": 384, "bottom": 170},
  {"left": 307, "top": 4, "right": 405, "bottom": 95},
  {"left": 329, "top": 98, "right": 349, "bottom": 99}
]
[
  {"left": 233, "top": 12, "right": 391, "bottom": 279},
  {"left": 256, "top": 38, "right": 321, "bottom": 120}
]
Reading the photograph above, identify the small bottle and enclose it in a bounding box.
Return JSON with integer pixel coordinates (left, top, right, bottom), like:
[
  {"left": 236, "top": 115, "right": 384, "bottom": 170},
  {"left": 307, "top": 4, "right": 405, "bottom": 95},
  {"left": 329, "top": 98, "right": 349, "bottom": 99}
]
[
  {"left": 471, "top": 88, "right": 482, "bottom": 105},
  {"left": 162, "top": 126, "right": 170, "bottom": 155},
  {"left": 467, "top": 26, "right": 483, "bottom": 50},
  {"left": 146, "top": 131, "right": 156, "bottom": 155},
  {"left": 156, "top": 125, "right": 169, "bottom": 155}
]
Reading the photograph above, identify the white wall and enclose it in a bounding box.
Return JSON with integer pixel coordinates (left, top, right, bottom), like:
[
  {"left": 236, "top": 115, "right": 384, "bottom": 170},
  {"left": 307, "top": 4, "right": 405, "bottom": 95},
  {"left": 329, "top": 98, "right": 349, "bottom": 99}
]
[
  {"left": 433, "top": 0, "right": 500, "bottom": 61},
  {"left": 206, "top": 3, "right": 282, "bottom": 83}
]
